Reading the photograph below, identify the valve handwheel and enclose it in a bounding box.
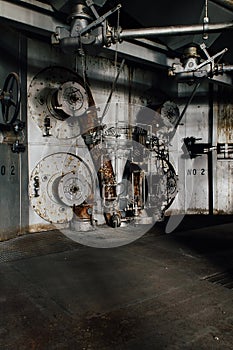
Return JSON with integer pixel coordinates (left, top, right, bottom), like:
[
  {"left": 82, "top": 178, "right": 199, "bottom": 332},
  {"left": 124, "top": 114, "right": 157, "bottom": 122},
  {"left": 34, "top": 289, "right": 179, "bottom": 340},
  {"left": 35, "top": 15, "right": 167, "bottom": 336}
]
[{"left": 0, "top": 72, "right": 21, "bottom": 124}]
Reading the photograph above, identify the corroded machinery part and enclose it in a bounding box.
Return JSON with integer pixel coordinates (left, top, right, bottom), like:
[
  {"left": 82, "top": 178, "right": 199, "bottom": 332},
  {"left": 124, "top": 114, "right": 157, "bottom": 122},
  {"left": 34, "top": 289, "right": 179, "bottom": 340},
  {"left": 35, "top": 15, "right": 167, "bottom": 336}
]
[
  {"left": 98, "top": 159, "right": 117, "bottom": 201},
  {"left": 89, "top": 123, "right": 178, "bottom": 228},
  {"left": 29, "top": 152, "right": 94, "bottom": 224}
]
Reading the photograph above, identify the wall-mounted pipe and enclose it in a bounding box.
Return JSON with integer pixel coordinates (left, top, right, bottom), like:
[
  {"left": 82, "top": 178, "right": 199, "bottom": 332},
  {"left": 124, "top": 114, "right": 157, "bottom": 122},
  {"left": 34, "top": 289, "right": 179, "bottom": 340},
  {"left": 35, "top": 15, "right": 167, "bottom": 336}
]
[{"left": 119, "top": 22, "right": 233, "bottom": 40}]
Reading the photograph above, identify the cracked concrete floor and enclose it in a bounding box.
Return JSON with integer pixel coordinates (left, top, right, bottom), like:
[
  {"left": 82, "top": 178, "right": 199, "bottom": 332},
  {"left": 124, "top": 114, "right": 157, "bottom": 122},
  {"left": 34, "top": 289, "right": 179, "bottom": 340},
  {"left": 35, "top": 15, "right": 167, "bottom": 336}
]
[{"left": 0, "top": 218, "right": 233, "bottom": 349}]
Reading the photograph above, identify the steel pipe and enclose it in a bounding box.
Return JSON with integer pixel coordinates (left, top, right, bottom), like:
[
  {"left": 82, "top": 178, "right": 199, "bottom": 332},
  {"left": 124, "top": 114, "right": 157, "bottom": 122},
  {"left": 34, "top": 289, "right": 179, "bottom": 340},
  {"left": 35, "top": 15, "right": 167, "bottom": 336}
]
[
  {"left": 222, "top": 64, "right": 233, "bottom": 72},
  {"left": 119, "top": 22, "right": 233, "bottom": 40}
]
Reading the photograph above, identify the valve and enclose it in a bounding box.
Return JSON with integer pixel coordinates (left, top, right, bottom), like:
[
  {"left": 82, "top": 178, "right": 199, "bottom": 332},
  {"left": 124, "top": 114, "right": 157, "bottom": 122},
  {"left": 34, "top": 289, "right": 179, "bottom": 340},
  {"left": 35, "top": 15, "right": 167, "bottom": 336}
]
[
  {"left": 169, "top": 44, "right": 228, "bottom": 82},
  {"left": 0, "top": 72, "right": 21, "bottom": 124},
  {"left": 52, "top": 1, "right": 121, "bottom": 53}
]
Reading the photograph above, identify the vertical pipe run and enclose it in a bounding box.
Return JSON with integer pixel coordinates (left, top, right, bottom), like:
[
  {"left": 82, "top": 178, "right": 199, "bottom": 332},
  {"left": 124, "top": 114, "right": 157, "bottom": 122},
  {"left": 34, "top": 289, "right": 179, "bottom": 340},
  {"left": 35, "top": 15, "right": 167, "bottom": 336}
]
[
  {"left": 19, "top": 34, "right": 29, "bottom": 234},
  {"left": 208, "top": 83, "right": 214, "bottom": 215}
]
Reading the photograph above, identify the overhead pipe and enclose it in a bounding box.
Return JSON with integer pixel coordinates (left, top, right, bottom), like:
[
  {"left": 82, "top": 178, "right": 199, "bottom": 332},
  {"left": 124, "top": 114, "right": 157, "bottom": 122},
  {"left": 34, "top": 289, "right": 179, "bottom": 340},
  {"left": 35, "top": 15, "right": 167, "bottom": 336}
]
[
  {"left": 59, "top": 21, "right": 233, "bottom": 53},
  {"left": 217, "top": 64, "right": 233, "bottom": 72},
  {"left": 119, "top": 22, "right": 233, "bottom": 40},
  {"left": 222, "top": 65, "right": 233, "bottom": 71}
]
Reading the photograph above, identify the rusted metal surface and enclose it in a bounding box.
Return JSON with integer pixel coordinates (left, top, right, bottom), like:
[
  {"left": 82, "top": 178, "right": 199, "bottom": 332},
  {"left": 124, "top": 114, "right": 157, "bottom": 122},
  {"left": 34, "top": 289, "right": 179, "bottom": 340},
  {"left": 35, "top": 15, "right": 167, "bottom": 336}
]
[
  {"left": 214, "top": 86, "right": 233, "bottom": 214},
  {"left": 98, "top": 159, "right": 117, "bottom": 201},
  {"left": 73, "top": 203, "right": 93, "bottom": 220},
  {"left": 28, "top": 223, "right": 58, "bottom": 233},
  {"left": 217, "top": 86, "right": 233, "bottom": 144}
]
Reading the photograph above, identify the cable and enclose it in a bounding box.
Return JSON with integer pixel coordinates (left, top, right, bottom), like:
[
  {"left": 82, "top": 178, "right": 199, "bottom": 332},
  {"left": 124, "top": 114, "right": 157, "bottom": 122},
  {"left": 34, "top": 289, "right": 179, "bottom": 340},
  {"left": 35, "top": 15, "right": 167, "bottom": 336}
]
[{"left": 175, "top": 82, "right": 201, "bottom": 129}]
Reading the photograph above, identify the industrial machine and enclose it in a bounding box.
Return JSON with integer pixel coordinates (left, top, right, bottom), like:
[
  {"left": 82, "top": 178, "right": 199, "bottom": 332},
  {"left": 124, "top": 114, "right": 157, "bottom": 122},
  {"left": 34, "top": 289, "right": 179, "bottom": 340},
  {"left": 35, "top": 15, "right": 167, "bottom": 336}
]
[
  {"left": 0, "top": 0, "right": 232, "bottom": 244},
  {"left": 27, "top": 65, "right": 179, "bottom": 233}
]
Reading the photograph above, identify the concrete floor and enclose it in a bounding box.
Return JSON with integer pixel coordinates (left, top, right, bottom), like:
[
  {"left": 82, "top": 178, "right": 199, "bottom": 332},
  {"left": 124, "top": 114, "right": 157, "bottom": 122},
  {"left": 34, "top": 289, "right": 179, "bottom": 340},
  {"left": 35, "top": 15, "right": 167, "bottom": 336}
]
[{"left": 0, "top": 217, "right": 233, "bottom": 349}]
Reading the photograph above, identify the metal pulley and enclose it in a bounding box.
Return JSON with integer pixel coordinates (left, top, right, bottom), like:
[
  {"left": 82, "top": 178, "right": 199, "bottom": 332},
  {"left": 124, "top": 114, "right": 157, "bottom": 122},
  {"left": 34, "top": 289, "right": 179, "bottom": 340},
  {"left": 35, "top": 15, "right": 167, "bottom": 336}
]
[
  {"left": 28, "top": 66, "right": 94, "bottom": 138},
  {"left": 56, "top": 81, "right": 88, "bottom": 117},
  {"left": 48, "top": 80, "right": 89, "bottom": 119},
  {"left": 29, "top": 152, "right": 94, "bottom": 224}
]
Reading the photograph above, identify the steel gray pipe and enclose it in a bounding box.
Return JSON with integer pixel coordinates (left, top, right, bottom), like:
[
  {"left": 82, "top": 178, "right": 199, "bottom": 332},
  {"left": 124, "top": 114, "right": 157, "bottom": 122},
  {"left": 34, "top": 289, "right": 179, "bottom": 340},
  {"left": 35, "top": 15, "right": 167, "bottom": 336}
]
[
  {"left": 222, "top": 64, "right": 233, "bottom": 72},
  {"left": 215, "top": 64, "right": 233, "bottom": 73},
  {"left": 210, "top": 0, "right": 233, "bottom": 12},
  {"left": 120, "top": 22, "right": 233, "bottom": 40}
]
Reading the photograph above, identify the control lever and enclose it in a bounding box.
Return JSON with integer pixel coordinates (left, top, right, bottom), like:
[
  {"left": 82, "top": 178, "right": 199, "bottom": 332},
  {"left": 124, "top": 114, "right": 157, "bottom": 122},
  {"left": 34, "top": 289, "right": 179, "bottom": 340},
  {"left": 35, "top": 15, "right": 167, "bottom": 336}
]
[
  {"left": 196, "top": 43, "right": 228, "bottom": 72},
  {"left": 80, "top": 3, "right": 121, "bottom": 36}
]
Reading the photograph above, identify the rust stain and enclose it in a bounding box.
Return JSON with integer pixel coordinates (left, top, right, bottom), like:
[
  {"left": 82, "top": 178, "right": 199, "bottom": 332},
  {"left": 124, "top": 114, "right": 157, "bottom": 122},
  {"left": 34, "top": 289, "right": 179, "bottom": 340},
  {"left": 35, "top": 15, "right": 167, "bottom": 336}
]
[
  {"left": 217, "top": 86, "right": 233, "bottom": 143},
  {"left": 73, "top": 204, "right": 92, "bottom": 220},
  {"left": 98, "top": 159, "right": 117, "bottom": 200},
  {"left": 28, "top": 223, "right": 58, "bottom": 233}
]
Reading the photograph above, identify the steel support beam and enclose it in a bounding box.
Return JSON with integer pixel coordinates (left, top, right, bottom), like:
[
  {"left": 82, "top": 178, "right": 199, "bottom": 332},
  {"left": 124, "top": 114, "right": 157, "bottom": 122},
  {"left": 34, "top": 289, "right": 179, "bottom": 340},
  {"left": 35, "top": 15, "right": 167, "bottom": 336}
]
[
  {"left": 0, "top": 0, "right": 65, "bottom": 37},
  {"left": 103, "top": 42, "right": 171, "bottom": 69}
]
